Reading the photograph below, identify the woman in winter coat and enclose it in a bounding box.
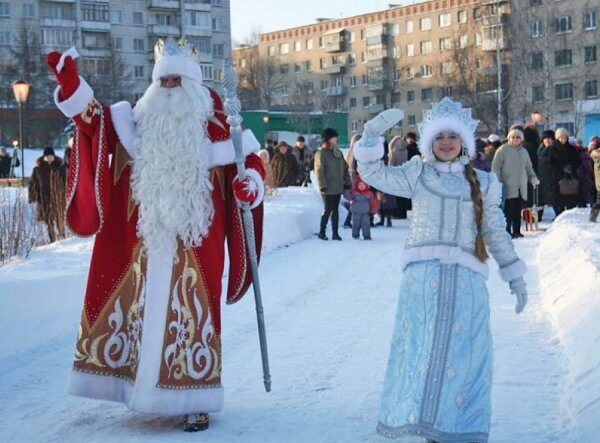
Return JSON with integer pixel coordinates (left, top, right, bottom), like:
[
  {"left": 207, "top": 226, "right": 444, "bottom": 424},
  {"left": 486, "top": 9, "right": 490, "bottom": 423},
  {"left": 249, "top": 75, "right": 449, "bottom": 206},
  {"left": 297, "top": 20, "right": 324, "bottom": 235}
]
[
  {"left": 257, "top": 149, "right": 274, "bottom": 192},
  {"left": 28, "top": 147, "right": 67, "bottom": 242},
  {"left": 354, "top": 98, "right": 528, "bottom": 443},
  {"left": 314, "top": 128, "right": 351, "bottom": 240},
  {"left": 570, "top": 137, "right": 594, "bottom": 207},
  {"left": 588, "top": 137, "right": 600, "bottom": 222},
  {"left": 270, "top": 142, "right": 299, "bottom": 188},
  {"left": 549, "top": 128, "right": 581, "bottom": 216},
  {"left": 536, "top": 130, "right": 556, "bottom": 221},
  {"left": 491, "top": 129, "right": 539, "bottom": 238}
]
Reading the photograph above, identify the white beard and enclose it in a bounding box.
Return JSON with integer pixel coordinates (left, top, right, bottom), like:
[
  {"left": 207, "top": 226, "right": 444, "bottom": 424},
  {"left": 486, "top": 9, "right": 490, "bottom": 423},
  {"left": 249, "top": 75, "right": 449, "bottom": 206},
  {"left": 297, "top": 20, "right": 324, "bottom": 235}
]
[{"left": 130, "top": 78, "right": 215, "bottom": 254}]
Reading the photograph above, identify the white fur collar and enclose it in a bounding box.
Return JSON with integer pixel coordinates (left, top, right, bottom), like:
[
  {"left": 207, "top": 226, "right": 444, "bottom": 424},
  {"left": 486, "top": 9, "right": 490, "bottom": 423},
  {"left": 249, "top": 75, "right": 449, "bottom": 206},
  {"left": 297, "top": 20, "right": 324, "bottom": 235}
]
[{"left": 430, "top": 160, "right": 465, "bottom": 173}]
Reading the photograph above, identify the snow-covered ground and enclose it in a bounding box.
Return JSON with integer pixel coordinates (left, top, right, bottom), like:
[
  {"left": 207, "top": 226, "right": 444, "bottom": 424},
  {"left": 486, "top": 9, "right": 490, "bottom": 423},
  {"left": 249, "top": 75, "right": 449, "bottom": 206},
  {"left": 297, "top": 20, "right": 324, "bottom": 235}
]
[{"left": 0, "top": 188, "right": 598, "bottom": 442}]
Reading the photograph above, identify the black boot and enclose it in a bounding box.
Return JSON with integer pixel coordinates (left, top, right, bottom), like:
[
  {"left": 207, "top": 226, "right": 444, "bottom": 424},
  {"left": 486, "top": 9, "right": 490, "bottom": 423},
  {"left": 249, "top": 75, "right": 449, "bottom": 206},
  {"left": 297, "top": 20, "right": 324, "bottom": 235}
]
[
  {"left": 318, "top": 214, "right": 328, "bottom": 240},
  {"left": 590, "top": 208, "right": 600, "bottom": 222},
  {"left": 183, "top": 413, "right": 209, "bottom": 432},
  {"left": 331, "top": 210, "right": 341, "bottom": 240}
]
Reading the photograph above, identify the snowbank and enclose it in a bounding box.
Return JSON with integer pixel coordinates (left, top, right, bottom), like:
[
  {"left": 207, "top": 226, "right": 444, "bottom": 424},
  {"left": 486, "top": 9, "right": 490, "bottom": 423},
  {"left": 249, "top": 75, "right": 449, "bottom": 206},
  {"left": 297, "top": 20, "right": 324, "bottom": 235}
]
[{"left": 537, "top": 208, "right": 600, "bottom": 441}]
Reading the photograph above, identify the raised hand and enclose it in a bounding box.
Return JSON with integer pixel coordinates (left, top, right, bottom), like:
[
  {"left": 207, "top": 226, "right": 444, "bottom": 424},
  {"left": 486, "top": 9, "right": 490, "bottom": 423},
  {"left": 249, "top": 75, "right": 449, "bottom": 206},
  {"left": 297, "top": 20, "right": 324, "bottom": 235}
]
[{"left": 46, "top": 51, "right": 80, "bottom": 98}]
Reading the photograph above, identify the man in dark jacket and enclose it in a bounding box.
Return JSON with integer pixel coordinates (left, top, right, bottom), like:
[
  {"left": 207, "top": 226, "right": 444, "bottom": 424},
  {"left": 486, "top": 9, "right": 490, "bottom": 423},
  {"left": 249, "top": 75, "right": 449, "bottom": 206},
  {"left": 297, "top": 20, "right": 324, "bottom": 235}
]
[
  {"left": 550, "top": 128, "right": 581, "bottom": 215},
  {"left": 270, "top": 142, "right": 299, "bottom": 187},
  {"left": 405, "top": 132, "right": 421, "bottom": 160},
  {"left": 0, "top": 147, "right": 20, "bottom": 178},
  {"left": 28, "top": 147, "right": 67, "bottom": 242},
  {"left": 291, "top": 136, "right": 314, "bottom": 186}
]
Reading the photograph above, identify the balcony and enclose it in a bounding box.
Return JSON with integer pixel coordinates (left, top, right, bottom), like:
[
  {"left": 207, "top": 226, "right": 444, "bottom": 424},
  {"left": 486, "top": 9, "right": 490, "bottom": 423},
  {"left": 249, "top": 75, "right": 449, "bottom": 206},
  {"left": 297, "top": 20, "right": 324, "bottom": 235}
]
[
  {"left": 323, "top": 28, "right": 345, "bottom": 52},
  {"left": 81, "top": 20, "right": 110, "bottom": 31},
  {"left": 148, "top": 0, "right": 180, "bottom": 9},
  {"left": 184, "top": 2, "right": 211, "bottom": 11},
  {"left": 40, "top": 18, "right": 76, "bottom": 28},
  {"left": 325, "top": 86, "right": 347, "bottom": 96},
  {"left": 148, "top": 24, "right": 181, "bottom": 36},
  {"left": 183, "top": 26, "right": 211, "bottom": 37},
  {"left": 368, "top": 104, "right": 385, "bottom": 114},
  {"left": 366, "top": 34, "right": 389, "bottom": 46},
  {"left": 42, "top": 0, "right": 76, "bottom": 3},
  {"left": 367, "top": 80, "right": 386, "bottom": 91},
  {"left": 325, "top": 64, "right": 345, "bottom": 74},
  {"left": 482, "top": 37, "right": 508, "bottom": 51}
]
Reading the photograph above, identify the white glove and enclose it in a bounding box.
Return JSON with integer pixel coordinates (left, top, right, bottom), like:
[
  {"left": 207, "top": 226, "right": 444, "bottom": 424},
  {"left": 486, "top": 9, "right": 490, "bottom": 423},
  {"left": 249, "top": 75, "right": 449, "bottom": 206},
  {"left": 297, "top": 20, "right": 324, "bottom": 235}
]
[
  {"left": 509, "top": 277, "right": 528, "bottom": 314},
  {"left": 531, "top": 177, "right": 540, "bottom": 187},
  {"left": 362, "top": 109, "right": 404, "bottom": 147}
]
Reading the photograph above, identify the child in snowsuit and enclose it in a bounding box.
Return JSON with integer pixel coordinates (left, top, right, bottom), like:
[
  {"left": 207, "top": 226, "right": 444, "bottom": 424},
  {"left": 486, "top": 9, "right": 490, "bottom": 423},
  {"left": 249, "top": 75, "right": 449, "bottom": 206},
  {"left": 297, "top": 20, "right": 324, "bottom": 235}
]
[{"left": 350, "top": 176, "right": 378, "bottom": 240}]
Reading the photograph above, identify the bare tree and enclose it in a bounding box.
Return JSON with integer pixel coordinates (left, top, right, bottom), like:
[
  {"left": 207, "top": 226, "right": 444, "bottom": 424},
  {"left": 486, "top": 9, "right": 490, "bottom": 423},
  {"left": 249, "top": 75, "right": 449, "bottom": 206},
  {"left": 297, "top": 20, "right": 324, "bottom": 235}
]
[{"left": 236, "top": 47, "right": 284, "bottom": 110}]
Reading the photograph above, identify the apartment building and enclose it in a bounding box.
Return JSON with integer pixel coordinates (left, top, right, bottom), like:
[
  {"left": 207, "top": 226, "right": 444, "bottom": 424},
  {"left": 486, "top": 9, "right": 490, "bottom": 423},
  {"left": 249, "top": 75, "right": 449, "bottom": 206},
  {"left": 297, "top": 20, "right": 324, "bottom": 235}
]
[
  {"left": 0, "top": 0, "right": 230, "bottom": 106},
  {"left": 234, "top": 0, "right": 506, "bottom": 137},
  {"left": 508, "top": 0, "right": 599, "bottom": 137}
]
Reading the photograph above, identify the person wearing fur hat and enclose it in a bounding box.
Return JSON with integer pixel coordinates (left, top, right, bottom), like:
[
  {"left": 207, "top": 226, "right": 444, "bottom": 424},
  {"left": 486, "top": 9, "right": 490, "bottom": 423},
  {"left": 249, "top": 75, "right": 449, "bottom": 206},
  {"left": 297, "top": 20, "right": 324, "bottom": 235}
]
[
  {"left": 45, "top": 38, "right": 266, "bottom": 431},
  {"left": 536, "top": 129, "right": 556, "bottom": 221},
  {"left": 491, "top": 128, "right": 539, "bottom": 238},
  {"left": 270, "top": 141, "right": 299, "bottom": 188},
  {"left": 314, "top": 127, "right": 351, "bottom": 240},
  {"left": 28, "top": 147, "right": 67, "bottom": 242},
  {"left": 353, "top": 98, "right": 528, "bottom": 442},
  {"left": 549, "top": 127, "right": 581, "bottom": 216},
  {"left": 588, "top": 137, "right": 600, "bottom": 222}
]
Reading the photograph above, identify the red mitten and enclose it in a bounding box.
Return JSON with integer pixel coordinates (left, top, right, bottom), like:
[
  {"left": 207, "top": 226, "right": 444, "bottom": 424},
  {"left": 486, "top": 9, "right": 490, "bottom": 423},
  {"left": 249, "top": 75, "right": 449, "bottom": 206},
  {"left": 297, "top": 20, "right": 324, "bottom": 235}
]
[
  {"left": 46, "top": 51, "right": 80, "bottom": 98},
  {"left": 233, "top": 176, "right": 259, "bottom": 203}
]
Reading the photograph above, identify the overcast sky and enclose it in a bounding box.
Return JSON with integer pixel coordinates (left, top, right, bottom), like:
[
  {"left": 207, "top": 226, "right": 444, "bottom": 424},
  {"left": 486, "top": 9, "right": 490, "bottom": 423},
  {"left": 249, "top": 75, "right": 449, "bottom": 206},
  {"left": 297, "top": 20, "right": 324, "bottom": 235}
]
[{"left": 230, "top": 0, "right": 418, "bottom": 45}]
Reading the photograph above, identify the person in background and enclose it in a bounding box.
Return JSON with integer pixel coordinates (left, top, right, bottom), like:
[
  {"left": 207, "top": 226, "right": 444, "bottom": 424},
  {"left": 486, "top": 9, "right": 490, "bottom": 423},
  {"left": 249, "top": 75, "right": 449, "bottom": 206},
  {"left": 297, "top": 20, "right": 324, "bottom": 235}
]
[
  {"left": 522, "top": 125, "right": 540, "bottom": 210},
  {"left": 314, "top": 128, "right": 351, "bottom": 240},
  {"left": 0, "top": 147, "right": 21, "bottom": 178},
  {"left": 550, "top": 128, "right": 581, "bottom": 216},
  {"left": 257, "top": 149, "right": 274, "bottom": 192},
  {"left": 472, "top": 138, "right": 489, "bottom": 171},
  {"left": 570, "top": 137, "right": 594, "bottom": 207},
  {"left": 536, "top": 130, "right": 556, "bottom": 222},
  {"left": 485, "top": 134, "right": 501, "bottom": 171},
  {"left": 343, "top": 134, "right": 362, "bottom": 228},
  {"left": 292, "top": 135, "right": 314, "bottom": 186},
  {"left": 404, "top": 131, "right": 420, "bottom": 160},
  {"left": 349, "top": 175, "right": 378, "bottom": 240},
  {"left": 265, "top": 139, "right": 275, "bottom": 159},
  {"left": 270, "top": 141, "right": 299, "bottom": 188},
  {"left": 491, "top": 128, "right": 539, "bottom": 238},
  {"left": 28, "top": 147, "right": 67, "bottom": 242},
  {"left": 388, "top": 136, "right": 410, "bottom": 219},
  {"left": 588, "top": 136, "right": 600, "bottom": 222}
]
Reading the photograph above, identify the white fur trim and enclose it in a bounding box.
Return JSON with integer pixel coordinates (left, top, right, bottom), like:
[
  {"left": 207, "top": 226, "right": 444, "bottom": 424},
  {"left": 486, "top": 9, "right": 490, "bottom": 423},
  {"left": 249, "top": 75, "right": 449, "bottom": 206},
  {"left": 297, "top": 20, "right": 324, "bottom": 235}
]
[
  {"left": 241, "top": 168, "right": 265, "bottom": 209},
  {"left": 57, "top": 47, "right": 79, "bottom": 73},
  {"left": 353, "top": 139, "right": 385, "bottom": 163},
  {"left": 54, "top": 77, "right": 93, "bottom": 118},
  {"left": 69, "top": 246, "right": 224, "bottom": 414},
  {"left": 418, "top": 117, "right": 476, "bottom": 162},
  {"left": 432, "top": 160, "right": 465, "bottom": 173},
  {"left": 209, "top": 129, "right": 260, "bottom": 168},
  {"left": 110, "top": 101, "right": 137, "bottom": 159},
  {"left": 499, "top": 259, "right": 527, "bottom": 282},
  {"left": 400, "top": 245, "right": 489, "bottom": 279},
  {"left": 152, "top": 55, "right": 203, "bottom": 84}
]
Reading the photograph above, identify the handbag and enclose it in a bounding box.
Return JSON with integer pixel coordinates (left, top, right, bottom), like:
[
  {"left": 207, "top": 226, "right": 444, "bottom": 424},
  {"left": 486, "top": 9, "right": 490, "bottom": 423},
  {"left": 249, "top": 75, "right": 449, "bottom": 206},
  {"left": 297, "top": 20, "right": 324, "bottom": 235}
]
[{"left": 558, "top": 177, "right": 580, "bottom": 195}]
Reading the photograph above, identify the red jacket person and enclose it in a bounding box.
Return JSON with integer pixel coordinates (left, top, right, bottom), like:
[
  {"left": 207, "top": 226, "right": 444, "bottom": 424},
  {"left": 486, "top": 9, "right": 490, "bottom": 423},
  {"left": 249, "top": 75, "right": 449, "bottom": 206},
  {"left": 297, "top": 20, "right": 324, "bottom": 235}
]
[{"left": 47, "top": 38, "right": 265, "bottom": 432}]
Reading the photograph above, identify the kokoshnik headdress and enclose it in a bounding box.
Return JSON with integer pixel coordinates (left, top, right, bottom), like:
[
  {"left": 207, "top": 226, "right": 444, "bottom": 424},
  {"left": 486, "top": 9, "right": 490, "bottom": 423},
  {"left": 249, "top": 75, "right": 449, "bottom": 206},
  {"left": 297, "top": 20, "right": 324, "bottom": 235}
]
[
  {"left": 417, "top": 97, "right": 479, "bottom": 162},
  {"left": 152, "top": 36, "right": 203, "bottom": 84}
]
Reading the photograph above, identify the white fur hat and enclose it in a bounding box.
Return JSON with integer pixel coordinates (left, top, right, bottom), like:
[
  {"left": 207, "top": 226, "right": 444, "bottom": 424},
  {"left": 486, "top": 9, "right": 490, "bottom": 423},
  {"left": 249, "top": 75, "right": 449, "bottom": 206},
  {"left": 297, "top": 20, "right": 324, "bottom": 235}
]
[
  {"left": 417, "top": 97, "right": 479, "bottom": 162},
  {"left": 151, "top": 37, "right": 203, "bottom": 84}
]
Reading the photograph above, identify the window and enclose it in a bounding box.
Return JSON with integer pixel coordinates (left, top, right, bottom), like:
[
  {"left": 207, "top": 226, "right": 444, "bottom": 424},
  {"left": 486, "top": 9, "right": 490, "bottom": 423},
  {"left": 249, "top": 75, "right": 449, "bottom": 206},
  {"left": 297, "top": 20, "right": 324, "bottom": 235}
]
[
  {"left": 279, "top": 43, "right": 289, "bottom": 55},
  {"left": 555, "top": 49, "right": 572, "bottom": 67},
  {"left": 306, "top": 38, "right": 313, "bottom": 50},
  {"left": 362, "top": 96, "right": 371, "bottom": 107},
  {"left": 439, "top": 13, "right": 451, "bottom": 27},
  {"left": 392, "top": 46, "right": 401, "bottom": 58},
  {"left": 531, "top": 20, "right": 543, "bottom": 38},
  {"left": 349, "top": 98, "right": 357, "bottom": 109},
  {"left": 212, "top": 0, "right": 223, "bottom": 5},
  {"left": 408, "top": 115, "right": 416, "bottom": 126},
  {"left": 349, "top": 31, "right": 356, "bottom": 42},
  {"left": 133, "top": 11, "right": 143, "bottom": 25},
  {"left": 475, "top": 32, "right": 482, "bottom": 46},
  {"left": 439, "top": 86, "right": 452, "bottom": 98},
  {"left": 294, "top": 63, "right": 301, "bottom": 73},
  {"left": 584, "top": 11, "right": 596, "bottom": 30},
  {"left": 394, "top": 69, "right": 401, "bottom": 80},
  {"left": 281, "top": 85, "right": 289, "bottom": 96},
  {"left": 532, "top": 85, "right": 544, "bottom": 103},
  {"left": 391, "top": 24, "right": 400, "bottom": 36},
  {"left": 531, "top": 52, "right": 543, "bottom": 70},
  {"left": 319, "top": 58, "right": 327, "bottom": 69},
  {"left": 81, "top": 58, "right": 110, "bottom": 75},
  {"left": 420, "top": 65, "right": 433, "bottom": 77},
  {"left": 406, "top": 20, "right": 414, "bottom": 33},
  {"left": 268, "top": 46, "right": 275, "bottom": 57},
  {"left": 213, "top": 43, "right": 224, "bottom": 57},
  {"left": 133, "top": 38, "right": 144, "bottom": 52},
  {"left": 134, "top": 65, "right": 145, "bottom": 79},
  {"left": 294, "top": 40, "right": 301, "bottom": 52},
  {"left": 304, "top": 60, "right": 312, "bottom": 71},
  {"left": 530, "top": 0, "right": 541, "bottom": 5},
  {"left": 585, "top": 46, "right": 597, "bottom": 64},
  {"left": 420, "top": 41, "right": 432, "bottom": 54},
  {"left": 190, "top": 36, "right": 211, "bottom": 54},
  {"left": 406, "top": 67, "right": 415, "bottom": 79},
  {"left": 392, "top": 92, "right": 401, "bottom": 105},
  {"left": 41, "top": 28, "right": 75, "bottom": 47},
  {"left": 307, "top": 81, "right": 314, "bottom": 93},
  {"left": 362, "top": 74, "right": 368, "bottom": 85},
  {"left": 459, "top": 34, "right": 468, "bottom": 48},
  {"left": 440, "top": 61, "right": 453, "bottom": 74},
  {"left": 347, "top": 53, "right": 356, "bottom": 65},
  {"left": 474, "top": 58, "right": 482, "bottom": 69},
  {"left": 279, "top": 64, "right": 289, "bottom": 74},
  {"left": 82, "top": 32, "right": 109, "bottom": 49},
  {"left": 555, "top": 83, "right": 573, "bottom": 100},
  {"left": 0, "top": 2, "right": 9, "bottom": 17},
  {"left": 321, "top": 80, "right": 328, "bottom": 90},
  {"left": 110, "top": 10, "right": 122, "bottom": 24},
  {"left": 406, "top": 43, "right": 414, "bottom": 56},
  {"left": 458, "top": 10, "right": 467, "bottom": 23},
  {"left": 349, "top": 76, "right": 357, "bottom": 87},
  {"left": 113, "top": 36, "right": 122, "bottom": 50},
  {"left": 407, "top": 90, "right": 415, "bottom": 103},
  {"left": 554, "top": 16, "right": 572, "bottom": 34},
  {"left": 420, "top": 17, "right": 431, "bottom": 31},
  {"left": 81, "top": 3, "right": 109, "bottom": 22},
  {"left": 586, "top": 80, "right": 598, "bottom": 98},
  {"left": 375, "top": 94, "right": 385, "bottom": 105},
  {"left": 212, "top": 17, "right": 225, "bottom": 31},
  {"left": 200, "top": 64, "right": 213, "bottom": 81},
  {"left": 187, "top": 11, "right": 210, "bottom": 28},
  {"left": 439, "top": 37, "right": 452, "bottom": 51},
  {"left": 421, "top": 88, "right": 433, "bottom": 101},
  {"left": 22, "top": 3, "right": 34, "bottom": 18},
  {"left": 155, "top": 13, "right": 171, "bottom": 26},
  {"left": 351, "top": 121, "right": 359, "bottom": 132},
  {"left": 0, "top": 31, "right": 10, "bottom": 45},
  {"left": 473, "top": 7, "right": 482, "bottom": 20}
]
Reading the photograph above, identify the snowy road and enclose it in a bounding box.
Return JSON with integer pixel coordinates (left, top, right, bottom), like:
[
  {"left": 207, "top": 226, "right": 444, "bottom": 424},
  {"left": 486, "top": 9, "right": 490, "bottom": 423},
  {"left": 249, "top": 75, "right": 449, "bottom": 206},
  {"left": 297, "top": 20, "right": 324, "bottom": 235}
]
[{"left": 0, "top": 216, "right": 571, "bottom": 442}]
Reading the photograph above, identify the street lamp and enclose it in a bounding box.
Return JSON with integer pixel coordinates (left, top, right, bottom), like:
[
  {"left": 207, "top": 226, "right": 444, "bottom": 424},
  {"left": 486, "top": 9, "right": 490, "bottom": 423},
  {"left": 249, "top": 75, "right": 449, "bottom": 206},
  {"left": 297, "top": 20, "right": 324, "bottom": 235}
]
[
  {"left": 531, "top": 110, "right": 542, "bottom": 126},
  {"left": 12, "top": 80, "right": 30, "bottom": 184},
  {"left": 262, "top": 115, "right": 269, "bottom": 124}
]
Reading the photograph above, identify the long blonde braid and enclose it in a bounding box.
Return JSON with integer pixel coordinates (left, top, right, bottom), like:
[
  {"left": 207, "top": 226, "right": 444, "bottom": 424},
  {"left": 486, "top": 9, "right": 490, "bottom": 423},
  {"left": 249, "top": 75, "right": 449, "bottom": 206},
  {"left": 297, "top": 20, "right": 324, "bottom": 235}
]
[{"left": 464, "top": 163, "right": 489, "bottom": 262}]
